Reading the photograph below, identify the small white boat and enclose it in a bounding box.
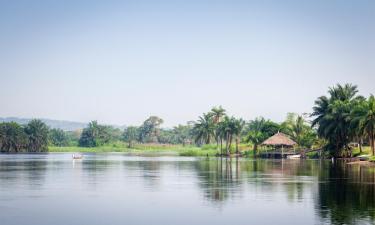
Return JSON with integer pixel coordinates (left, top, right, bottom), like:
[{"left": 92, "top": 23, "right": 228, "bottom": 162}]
[
  {"left": 72, "top": 153, "right": 83, "bottom": 159},
  {"left": 287, "top": 154, "right": 301, "bottom": 159}
]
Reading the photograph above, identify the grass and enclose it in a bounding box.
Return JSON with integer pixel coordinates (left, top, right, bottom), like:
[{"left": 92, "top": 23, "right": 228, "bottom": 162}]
[
  {"left": 352, "top": 146, "right": 372, "bottom": 157},
  {"left": 48, "top": 144, "right": 220, "bottom": 156}
]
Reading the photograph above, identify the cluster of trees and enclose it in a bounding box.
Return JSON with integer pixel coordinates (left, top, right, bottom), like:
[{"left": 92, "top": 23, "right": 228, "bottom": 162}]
[
  {"left": 78, "top": 116, "right": 195, "bottom": 148},
  {"left": 192, "top": 106, "right": 245, "bottom": 155},
  {"left": 78, "top": 121, "right": 121, "bottom": 147},
  {"left": 0, "top": 120, "right": 49, "bottom": 152},
  {"left": 312, "top": 84, "right": 375, "bottom": 157},
  {"left": 122, "top": 117, "right": 194, "bottom": 147},
  {"left": 192, "top": 107, "right": 318, "bottom": 156}
]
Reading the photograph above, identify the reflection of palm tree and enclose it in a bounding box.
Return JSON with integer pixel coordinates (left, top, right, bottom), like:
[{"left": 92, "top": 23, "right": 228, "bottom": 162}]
[
  {"left": 316, "top": 162, "right": 375, "bottom": 224},
  {"left": 194, "top": 158, "right": 241, "bottom": 203}
]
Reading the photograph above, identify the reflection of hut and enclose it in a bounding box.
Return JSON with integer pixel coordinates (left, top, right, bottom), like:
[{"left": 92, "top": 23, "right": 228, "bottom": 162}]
[{"left": 261, "top": 132, "right": 297, "bottom": 157}]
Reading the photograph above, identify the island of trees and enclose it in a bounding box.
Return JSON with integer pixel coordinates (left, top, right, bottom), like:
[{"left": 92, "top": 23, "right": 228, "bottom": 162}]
[{"left": 0, "top": 83, "right": 374, "bottom": 159}]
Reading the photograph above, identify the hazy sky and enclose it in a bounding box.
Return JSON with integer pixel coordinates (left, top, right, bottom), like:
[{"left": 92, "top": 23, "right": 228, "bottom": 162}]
[{"left": 0, "top": 0, "right": 374, "bottom": 127}]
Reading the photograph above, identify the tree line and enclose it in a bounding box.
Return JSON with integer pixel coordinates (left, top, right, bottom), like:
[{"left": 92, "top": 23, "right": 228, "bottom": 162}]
[{"left": 0, "top": 83, "right": 374, "bottom": 157}]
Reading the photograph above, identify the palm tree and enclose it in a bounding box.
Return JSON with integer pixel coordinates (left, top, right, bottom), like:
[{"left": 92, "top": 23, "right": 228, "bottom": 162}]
[
  {"left": 24, "top": 119, "right": 49, "bottom": 152},
  {"left": 233, "top": 118, "right": 245, "bottom": 154},
  {"left": 281, "top": 113, "right": 316, "bottom": 148},
  {"left": 210, "top": 106, "right": 226, "bottom": 148},
  {"left": 312, "top": 83, "right": 362, "bottom": 157},
  {"left": 221, "top": 116, "right": 237, "bottom": 156},
  {"left": 210, "top": 106, "right": 226, "bottom": 124},
  {"left": 351, "top": 95, "right": 375, "bottom": 155},
  {"left": 193, "top": 113, "right": 215, "bottom": 145},
  {"left": 246, "top": 117, "right": 267, "bottom": 157}
]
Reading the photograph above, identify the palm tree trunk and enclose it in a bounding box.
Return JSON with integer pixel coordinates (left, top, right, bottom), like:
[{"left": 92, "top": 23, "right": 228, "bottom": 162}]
[
  {"left": 220, "top": 137, "right": 223, "bottom": 156},
  {"left": 226, "top": 133, "right": 230, "bottom": 156},
  {"left": 228, "top": 135, "right": 233, "bottom": 156},
  {"left": 253, "top": 144, "right": 258, "bottom": 158},
  {"left": 371, "top": 130, "right": 375, "bottom": 156},
  {"left": 235, "top": 136, "right": 239, "bottom": 154}
]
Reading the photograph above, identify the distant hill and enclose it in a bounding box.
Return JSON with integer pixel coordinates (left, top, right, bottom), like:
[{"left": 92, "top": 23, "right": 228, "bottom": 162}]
[{"left": 0, "top": 117, "right": 88, "bottom": 131}]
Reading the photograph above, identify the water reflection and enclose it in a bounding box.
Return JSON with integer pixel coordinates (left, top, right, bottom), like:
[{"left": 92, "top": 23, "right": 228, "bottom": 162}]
[
  {"left": 0, "top": 154, "right": 374, "bottom": 225},
  {"left": 317, "top": 162, "right": 375, "bottom": 225}
]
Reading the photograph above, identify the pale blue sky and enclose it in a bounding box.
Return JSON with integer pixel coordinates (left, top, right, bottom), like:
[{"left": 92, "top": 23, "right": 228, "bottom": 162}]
[{"left": 0, "top": 0, "right": 374, "bottom": 127}]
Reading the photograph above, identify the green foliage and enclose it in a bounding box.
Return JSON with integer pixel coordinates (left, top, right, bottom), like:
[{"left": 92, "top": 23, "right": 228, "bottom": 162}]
[
  {"left": 24, "top": 119, "right": 49, "bottom": 152},
  {"left": 312, "top": 83, "right": 365, "bottom": 157},
  {"left": 193, "top": 113, "right": 215, "bottom": 145},
  {"left": 78, "top": 121, "right": 117, "bottom": 147},
  {"left": 49, "top": 128, "right": 69, "bottom": 146},
  {"left": 138, "top": 116, "right": 163, "bottom": 143},
  {"left": 0, "top": 122, "right": 28, "bottom": 152},
  {"left": 245, "top": 117, "right": 280, "bottom": 155},
  {"left": 351, "top": 95, "right": 375, "bottom": 155},
  {"left": 122, "top": 126, "right": 139, "bottom": 148},
  {"left": 178, "top": 148, "right": 218, "bottom": 156},
  {"left": 280, "top": 113, "right": 318, "bottom": 148}
]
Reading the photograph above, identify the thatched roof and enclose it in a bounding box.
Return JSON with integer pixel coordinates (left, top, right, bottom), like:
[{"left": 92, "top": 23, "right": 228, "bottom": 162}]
[{"left": 261, "top": 132, "right": 297, "bottom": 146}]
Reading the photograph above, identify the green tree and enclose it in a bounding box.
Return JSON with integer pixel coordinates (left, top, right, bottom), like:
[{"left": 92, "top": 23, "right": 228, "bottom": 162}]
[
  {"left": 245, "top": 117, "right": 267, "bottom": 157},
  {"left": 233, "top": 118, "right": 245, "bottom": 154},
  {"left": 138, "top": 116, "right": 164, "bottom": 143},
  {"left": 79, "top": 121, "right": 113, "bottom": 147},
  {"left": 351, "top": 95, "right": 375, "bottom": 155},
  {"left": 312, "top": 84, "right": 363, "bottom": 157},
  {"left": 245, "top": 117, "right": 282, "bottom": 156},
  {"left": 193, "top": 113, "right": 215, "bottom": 145},
  {"left": 0, "top": 122, "right": 28, "bottom": 152},
  {"left": 220, "top": 116, "right": 237, "bottom": 156},
  {"left": 172, "top": 124, "right": 193, "bottom": 145},
  {"left": 209, "top": 106, "right": 226, "bottom": 148},
  {"left": 122, "top": 126, "right": 139, "bottom": 148},
  {"left": 49, "top": 128, "right": 69, "bottom": 146},
  {"left": 24, "top": 119, "right": 49, "bottom": 152},
  {"left": 281, "top": 113, "right": 317, "bottom": 148}
]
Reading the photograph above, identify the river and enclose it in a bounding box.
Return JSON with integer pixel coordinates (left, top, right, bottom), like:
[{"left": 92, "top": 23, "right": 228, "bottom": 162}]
[{"left": 0, "top": 153, "right": 374, "bottom": 225}]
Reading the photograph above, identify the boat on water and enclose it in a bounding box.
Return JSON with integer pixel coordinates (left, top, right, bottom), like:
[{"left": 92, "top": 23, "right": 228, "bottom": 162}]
[
  {"left": 72, "top": 154, "right": 83, "bottom": 159},
  {"left": 287, "top": 154, "right": 301, "bottom": 159}
]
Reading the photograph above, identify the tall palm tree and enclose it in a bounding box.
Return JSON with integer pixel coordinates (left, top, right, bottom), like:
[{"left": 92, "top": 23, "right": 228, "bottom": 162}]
[
  {"left": 221, "top": 116, "right": 237, "bottom": 156},
  {"left": 233, "top": 118, "right": 245, "bottom": 154},
  {"left": 210, "top": 106, "right": 226, "bottom": 148},
  {"left": 24, "top": 119, "right": 49, "bottom": 152},
  {"left": 311, "top": 83, "right": 362, "bottom": 157},
  {"left": 351, "top": 95, "right": 375, "bottom": 155},
  {"left": 210, "top": 106, "right": 226, "bottom": 124}
]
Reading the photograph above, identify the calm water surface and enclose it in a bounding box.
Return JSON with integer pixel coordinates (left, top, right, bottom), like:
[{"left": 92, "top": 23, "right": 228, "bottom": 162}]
[{"left": 0, "top": 153, "right": 374, "bottom": 225}]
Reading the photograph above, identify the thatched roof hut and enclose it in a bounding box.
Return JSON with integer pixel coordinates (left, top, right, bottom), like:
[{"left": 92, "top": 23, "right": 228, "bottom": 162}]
[{"left": 261, "top": 132, "right": 297, "bottom": 147}]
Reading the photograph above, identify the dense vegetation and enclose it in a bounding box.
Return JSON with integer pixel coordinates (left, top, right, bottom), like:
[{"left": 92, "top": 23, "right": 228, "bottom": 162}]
[
  {"left": 0, "top": 83, "right": 374, "bottom": 158},
  {"left": 312, "top": 84, "right": 375, "bottom": 157},
  {"left": 0, "top": 119, "right": 49, "bottom": 152}
]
